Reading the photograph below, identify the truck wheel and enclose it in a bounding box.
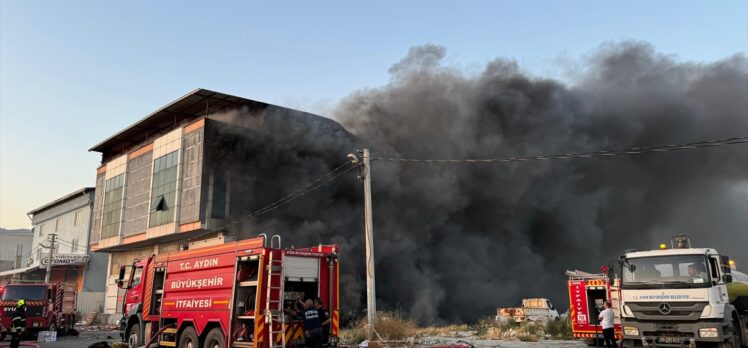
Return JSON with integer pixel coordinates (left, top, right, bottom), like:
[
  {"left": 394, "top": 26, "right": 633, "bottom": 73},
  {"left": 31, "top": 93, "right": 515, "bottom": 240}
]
[
  {"left": 204, "top": 328, "right": 225, "bottom": 348},
  {"left": 178, "top": 327, "right": 198, "bottom": 348},
  {"left": 719, "top": 319, "right": 741, "bottom": 348},
  {"left": 127, "top": 323, "right": 142, "bottom": 348}
]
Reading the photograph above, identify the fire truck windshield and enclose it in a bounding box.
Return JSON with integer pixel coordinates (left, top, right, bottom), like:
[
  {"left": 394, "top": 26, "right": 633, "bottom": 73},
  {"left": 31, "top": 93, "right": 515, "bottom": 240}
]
[
  {"left": 622, "top": 255, "right": 711, "bottom": 289},
  {"left": 1, "top": 286, "right": 46, "bottom": 301}
]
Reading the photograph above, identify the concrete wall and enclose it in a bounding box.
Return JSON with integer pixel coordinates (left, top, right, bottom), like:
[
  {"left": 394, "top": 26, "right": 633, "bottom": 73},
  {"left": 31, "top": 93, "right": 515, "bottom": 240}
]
[{"left": 90, "top": 173, "right": 105, "bottom": 245}]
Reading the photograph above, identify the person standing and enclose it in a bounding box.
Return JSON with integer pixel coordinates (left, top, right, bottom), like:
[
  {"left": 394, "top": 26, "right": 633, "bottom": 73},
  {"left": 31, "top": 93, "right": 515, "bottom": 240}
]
[
  {"left": 598, "top": 301, "right": 616, "bottom": 348},
  {"left": 314, "top": 298, "right": 331, "bottom": 347},
  {"left": 10, "top": 299, "right": 26, "bottom": 348},
  {"left": 301, "top": 299, "right": 322, "bottom": 348}
]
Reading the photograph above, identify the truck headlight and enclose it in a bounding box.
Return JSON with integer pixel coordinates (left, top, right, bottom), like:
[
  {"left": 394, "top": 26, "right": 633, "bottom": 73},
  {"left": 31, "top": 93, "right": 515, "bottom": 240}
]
[
  {"left": 623, "top": 326, "right": 639, "bottom": 336},
  {"left": 622, "top": 305, "right": 633, "bottom": 316},
  {"left": 700, "top": 305, "right": 712, "bottom": 318},
  {"left": 699, "top": 327, "right": 719, "bottom": 338}
]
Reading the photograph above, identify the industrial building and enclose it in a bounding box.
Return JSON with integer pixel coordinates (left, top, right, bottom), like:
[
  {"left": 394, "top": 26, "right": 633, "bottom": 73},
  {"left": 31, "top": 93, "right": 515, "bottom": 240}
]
[
  {"left": 1, "top": 188, "right": 108, "bottom": 292},
  {"left": 0, "top": 229, "right": 33, "bottom": 274},
  {"left": 88, "top": 88, "right": 354, "bottom": 318}
]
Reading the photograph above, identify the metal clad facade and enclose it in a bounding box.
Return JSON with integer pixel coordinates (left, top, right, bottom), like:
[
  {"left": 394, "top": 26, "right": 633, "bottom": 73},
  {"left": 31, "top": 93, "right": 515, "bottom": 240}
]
[
  {"left": 179, "top": 126, "right": 204, "bottom": 224},
  {"left": 77, "top": 291, "right": 106, "bottom": 314},
  {"left": 123, "top": 150, "right": 153, "bottom": 236}
]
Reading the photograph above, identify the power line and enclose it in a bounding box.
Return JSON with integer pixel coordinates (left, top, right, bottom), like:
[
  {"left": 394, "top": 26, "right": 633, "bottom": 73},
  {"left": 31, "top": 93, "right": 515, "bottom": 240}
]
[
  {"left": 54, "top": 238, "right": 86, "bottom": 252},
  {"left": 371, "top": 135, "right": 748, "bottom": 164}
]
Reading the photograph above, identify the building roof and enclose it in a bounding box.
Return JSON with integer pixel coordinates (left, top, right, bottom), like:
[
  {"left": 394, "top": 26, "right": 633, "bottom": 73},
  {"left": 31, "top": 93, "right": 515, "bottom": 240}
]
[
  {"left": 27, "top": 187, "right": 95, "bottom": 215},
  {"left": 89, "top": 88, "right": 268, "bottom": 153}
]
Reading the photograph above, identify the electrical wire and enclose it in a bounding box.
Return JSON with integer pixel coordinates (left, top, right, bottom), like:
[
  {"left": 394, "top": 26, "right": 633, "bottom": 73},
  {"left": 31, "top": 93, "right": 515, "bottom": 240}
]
[
  {"left": 371, "top": 135, "right": 748, "bottom": 164},
  {"left": 205, "top": 161, "right": 358, "bottom": 236},
  {"left": 54, "top": 238, "right": 86, "bottom": 252}
]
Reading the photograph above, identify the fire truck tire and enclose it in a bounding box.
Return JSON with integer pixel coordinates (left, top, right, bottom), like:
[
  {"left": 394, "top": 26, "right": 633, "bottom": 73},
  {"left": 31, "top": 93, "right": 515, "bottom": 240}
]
[
  {"left": 127, "top": 323, "right": 142, "bottom": 348},
  {"left": 0, "top": 332, "right": 5, "bottom": 341},
  {"left": 178, "top": 327, "right": 198, "bottom": 348},
  {"left": 204, "top": 328, "right": 225, "bottom": 348}
]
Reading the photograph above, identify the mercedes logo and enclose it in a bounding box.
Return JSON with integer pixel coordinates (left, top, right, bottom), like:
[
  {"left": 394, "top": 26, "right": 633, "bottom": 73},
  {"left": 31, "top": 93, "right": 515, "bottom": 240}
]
[{"left": 658, "top": 303, "right": 672, "bottom": 315}]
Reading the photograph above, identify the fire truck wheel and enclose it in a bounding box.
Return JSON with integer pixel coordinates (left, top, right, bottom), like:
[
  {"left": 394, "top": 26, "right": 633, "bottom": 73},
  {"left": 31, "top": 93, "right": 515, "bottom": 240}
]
[
  {"left": 127, "top": 323, "right": 142, "bottom": 348},
  {"left": 178, "top": 327, "right": 198, "bottom": 348},
  {"left": 0, "top": 332, "right": 5, "bottom": 341},
  {"left": 204, "top": 328, "right": 225, "bottom": 348}
]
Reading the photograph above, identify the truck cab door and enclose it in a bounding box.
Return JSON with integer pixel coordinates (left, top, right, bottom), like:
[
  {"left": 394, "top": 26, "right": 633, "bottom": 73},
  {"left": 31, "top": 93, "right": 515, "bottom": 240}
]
[{"left": 124, "top": 265, "right": 144, "bottom": 314}]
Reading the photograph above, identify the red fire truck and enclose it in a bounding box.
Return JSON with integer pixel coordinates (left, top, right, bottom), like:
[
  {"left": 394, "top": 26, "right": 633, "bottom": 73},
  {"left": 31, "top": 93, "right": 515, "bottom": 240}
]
[
  {"left": 0, "top": 281, "right": 76, "bottom": 338},
  {"left": 566, "top": 270, "right": 622, "bottom": 342},
  {"left": 117, "top": 235, "right": 340, "bottom": 348}
]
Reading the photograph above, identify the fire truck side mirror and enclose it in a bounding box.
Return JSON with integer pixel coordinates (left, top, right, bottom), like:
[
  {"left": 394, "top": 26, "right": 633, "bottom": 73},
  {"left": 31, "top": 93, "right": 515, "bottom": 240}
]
[
  {"left": 722, "top": 274, "right": 733, "bottom": 284},
  {"left": 117, "top": 265, "right": 127, "bottom": 288}
]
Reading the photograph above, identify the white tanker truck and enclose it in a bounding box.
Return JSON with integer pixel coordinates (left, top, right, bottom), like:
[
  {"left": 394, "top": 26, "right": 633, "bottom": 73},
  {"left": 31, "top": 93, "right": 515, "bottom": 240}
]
[{"left": 619, "top": 235, "right": 748, "bottom": 347}]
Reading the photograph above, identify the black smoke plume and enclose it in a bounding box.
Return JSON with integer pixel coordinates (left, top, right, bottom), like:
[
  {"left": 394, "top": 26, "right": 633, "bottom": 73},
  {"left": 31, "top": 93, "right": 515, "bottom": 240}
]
[{"left": 215, "top": 42, "right": 748, "bottom": 324}]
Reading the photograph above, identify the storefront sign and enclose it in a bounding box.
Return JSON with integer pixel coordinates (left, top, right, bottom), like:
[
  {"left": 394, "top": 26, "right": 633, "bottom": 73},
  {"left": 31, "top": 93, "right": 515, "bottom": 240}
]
[{"left": 40, "top": 254, "right": 90, "bottom": 267}]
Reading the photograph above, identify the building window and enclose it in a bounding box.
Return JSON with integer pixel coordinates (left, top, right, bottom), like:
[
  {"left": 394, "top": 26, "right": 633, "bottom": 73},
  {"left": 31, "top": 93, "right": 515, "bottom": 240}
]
[
  {"left": 149, "top": 151, "right": 179, "bottom": 227},
  {"left": 71, "top": 239, "right": 79, "bottom": 253},
  {"left": 101, "top": 174, "right": 125, "bottom": 239},
  {"left": 55, "top": 217, "right": 63, "bottom": 232},
  {"left": 74, "top": 211, "right": 83, "bottom": 226},
  {"left": 38, "top": 224, "right": 44, "bottom": 236}
]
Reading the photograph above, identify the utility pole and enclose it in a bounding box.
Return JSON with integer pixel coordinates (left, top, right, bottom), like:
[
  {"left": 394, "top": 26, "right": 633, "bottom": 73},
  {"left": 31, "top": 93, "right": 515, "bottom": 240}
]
[
  {"left": 45, "top": 233, "right": 56, "bottom": 283},
  {"left": 348, "top": 149, "right": 377, "bottom": 341}
]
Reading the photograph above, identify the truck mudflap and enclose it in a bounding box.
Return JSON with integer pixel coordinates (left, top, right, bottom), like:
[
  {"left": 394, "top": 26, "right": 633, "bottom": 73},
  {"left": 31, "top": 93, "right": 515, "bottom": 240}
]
[
  {"left": 118, "top": 315, "right": 127, "bottom": 340},
  {"left": 622, "top": 321, "right": 729, "bottom": 347}
]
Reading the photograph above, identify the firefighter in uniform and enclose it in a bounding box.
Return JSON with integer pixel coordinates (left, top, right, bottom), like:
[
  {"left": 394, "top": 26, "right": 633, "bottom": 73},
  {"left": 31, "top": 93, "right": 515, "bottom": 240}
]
[
  {"left": 10, "top": 299, "right": 26, "bottom": 348},
  {"left": 314, "top": 298, "right": 331, "bottom": 347}
]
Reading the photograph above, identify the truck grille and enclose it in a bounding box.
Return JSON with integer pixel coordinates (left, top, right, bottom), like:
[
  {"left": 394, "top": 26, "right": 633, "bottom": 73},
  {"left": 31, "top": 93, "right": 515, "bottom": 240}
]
[{"left": 627, "top": 302, "right": 707, "bottom": 321}]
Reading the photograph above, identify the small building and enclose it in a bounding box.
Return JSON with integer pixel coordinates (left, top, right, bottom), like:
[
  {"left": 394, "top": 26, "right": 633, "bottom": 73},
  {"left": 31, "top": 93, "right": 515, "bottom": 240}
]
[
  {"left": 88, "top": 89, "right": 353, "bottom": 320},
  {"left": 11, "top": 188, "right": 108, "bottom": 293},
  {"left": 0, "top": 229, "right": 33, "bottom": 273}
]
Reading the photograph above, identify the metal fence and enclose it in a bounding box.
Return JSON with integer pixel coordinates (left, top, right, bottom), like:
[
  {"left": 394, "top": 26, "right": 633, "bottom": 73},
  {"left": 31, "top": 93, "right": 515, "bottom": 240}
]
[{"left": 77, "top": 291, "right": 106, "bottom": 314}]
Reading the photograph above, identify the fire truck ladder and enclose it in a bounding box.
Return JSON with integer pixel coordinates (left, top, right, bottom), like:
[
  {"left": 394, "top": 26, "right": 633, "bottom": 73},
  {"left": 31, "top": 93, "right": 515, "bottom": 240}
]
[{"left": 266, "top": 235, "right": 286, "bottom": 348}]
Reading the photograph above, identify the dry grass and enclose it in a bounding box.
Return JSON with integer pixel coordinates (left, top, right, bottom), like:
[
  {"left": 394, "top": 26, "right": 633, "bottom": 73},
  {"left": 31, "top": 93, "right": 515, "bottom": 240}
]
[
  {"left": 339, "top": 311, "right": 418, "bottom": 344},
  {"left": 415, "top": 324, "right": 469, "bottom": 338},
  {"left": 544, "top": 317, "right": 573, "bottom": 339},
  {"left": 339, "top": 313, "right": 572, "bottom": 344}
]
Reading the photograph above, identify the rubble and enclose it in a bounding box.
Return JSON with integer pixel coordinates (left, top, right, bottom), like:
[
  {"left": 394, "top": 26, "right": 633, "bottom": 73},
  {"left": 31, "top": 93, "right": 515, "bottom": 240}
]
[{"left": 76, "top": 325, "right": 103, "bottom": 332}]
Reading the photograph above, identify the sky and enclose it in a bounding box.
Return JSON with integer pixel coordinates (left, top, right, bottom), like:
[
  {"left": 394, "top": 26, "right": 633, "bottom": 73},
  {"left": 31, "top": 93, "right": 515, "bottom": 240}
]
[{"left": 1, "top": 1, "right": 747, "bottom": 229}]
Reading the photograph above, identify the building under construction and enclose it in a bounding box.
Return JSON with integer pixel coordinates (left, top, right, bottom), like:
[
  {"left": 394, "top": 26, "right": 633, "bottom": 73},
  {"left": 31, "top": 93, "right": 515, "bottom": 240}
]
[{"left": 88, "top": 89, "right": 353, "bottom": 319}]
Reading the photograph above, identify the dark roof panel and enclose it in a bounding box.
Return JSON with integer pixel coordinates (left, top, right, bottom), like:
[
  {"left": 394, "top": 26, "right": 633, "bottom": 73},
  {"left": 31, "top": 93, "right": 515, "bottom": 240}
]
[{"left": 89, "top": 88, "right": 268, "bottom": 153}]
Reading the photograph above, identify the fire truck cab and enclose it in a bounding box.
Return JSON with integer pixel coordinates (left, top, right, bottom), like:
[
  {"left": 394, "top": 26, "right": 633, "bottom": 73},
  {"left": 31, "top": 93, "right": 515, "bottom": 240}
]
[
  {"left": 117, "top": 234, "right": 340, "bottom": 348},
  {"left": 0, "top": 281, "right": 76, "bottom": 337}
]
